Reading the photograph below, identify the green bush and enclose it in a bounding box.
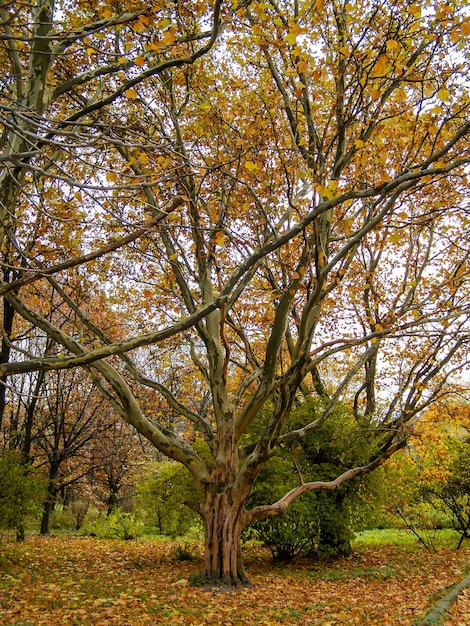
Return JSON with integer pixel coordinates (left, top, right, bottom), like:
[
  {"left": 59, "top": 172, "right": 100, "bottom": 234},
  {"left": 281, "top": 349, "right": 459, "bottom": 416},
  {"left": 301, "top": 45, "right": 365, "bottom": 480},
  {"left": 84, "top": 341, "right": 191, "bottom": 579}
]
[
  {"left": 49, "top": 504, "right": 77, "bottom": 531},
  {"left": 135, "top": 460, "right": 201, "bottom": 538},
  {"left": 252, "top": 495, "right": 321, "bottom": 560},
  {"left": 0, "top": 450, "right": 45, "bottom": 532},
  {"left": 48, "top": 499, "right": 91, "bottom": 532},
  {"left": 245, "top": 397, "right": 383, "bottom": 560},
  {"left": 249, "top": 487, "right": 354, "bottom": 560},
  {"left": 81, "top": 508, "right": 144, "bottom": 540}
]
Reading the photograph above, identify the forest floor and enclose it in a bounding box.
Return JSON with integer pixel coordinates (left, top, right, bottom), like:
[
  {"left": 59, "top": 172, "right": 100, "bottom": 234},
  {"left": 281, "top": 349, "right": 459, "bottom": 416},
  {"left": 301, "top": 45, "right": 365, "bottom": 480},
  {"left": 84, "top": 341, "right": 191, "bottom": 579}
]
[{"left": 0, "top": 533, "right": 469, "bottom": 625}]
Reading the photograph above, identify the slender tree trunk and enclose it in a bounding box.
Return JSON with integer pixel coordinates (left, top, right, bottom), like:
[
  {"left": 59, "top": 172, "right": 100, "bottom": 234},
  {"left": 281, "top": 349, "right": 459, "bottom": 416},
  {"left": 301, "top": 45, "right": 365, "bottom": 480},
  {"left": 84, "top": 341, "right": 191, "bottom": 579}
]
[
  {"left": 40, "top": 466, "right": 58, "bottom": 535},
  {"left": 202, "top": 491, "right": 251, "bottom": 586},
  {"left": 0, "top": 289, "right": 15, "bottom": 432},
  {"left": 40, "top": 498, "right": 55, "bottom": 535},
  {"left": 106, "top": 478, "right": 120, "bottom": 516}
]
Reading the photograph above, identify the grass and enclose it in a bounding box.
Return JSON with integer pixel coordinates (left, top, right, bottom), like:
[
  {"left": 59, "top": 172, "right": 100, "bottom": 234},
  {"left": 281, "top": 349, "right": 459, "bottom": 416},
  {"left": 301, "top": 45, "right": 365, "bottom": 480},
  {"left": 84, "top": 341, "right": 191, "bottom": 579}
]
[{"left": 353, "top": 527, "right": 462, "bottom": 548}]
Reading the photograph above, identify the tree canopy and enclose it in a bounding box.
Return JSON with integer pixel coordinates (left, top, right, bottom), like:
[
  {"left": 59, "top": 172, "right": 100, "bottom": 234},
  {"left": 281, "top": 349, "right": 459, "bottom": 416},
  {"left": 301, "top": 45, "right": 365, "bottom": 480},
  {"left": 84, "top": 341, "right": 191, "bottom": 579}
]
[{"left": 1, "top": 0, "right": 469, "bottom": 584}]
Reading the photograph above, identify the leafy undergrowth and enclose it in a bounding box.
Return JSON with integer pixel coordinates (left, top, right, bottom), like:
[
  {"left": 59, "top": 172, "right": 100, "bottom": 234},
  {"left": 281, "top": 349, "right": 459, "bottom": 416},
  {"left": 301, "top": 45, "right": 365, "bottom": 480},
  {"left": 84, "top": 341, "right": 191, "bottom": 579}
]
[{"left": 0, "top": 536, "right": 469, "bottom": 625}]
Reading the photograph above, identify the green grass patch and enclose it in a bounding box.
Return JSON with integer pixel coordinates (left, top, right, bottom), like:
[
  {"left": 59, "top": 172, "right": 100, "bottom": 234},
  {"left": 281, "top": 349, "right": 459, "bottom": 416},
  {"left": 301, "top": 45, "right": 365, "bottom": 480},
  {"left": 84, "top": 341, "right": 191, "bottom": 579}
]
[{"left": 353, "top": 528, "right": 462, "bottom": 548}]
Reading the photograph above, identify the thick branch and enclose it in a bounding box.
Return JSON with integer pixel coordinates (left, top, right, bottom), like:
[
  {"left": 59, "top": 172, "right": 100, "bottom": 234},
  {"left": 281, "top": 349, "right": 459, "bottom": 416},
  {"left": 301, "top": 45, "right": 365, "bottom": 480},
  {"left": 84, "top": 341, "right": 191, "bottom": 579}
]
[{"left": 247, "top": 439, "right": 406, "bottom": 523}]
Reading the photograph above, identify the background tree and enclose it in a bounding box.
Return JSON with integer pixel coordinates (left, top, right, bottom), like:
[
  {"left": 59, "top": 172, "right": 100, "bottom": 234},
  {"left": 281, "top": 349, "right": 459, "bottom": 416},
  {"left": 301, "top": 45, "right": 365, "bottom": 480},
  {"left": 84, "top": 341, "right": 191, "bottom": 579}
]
[
  {"left": 34, "top": 366, "right": 121, "bottom": 535},
  {"left": 0, "top": 0, "right": 469, "bottom": 585},
  {"left": 89, "top": 415, "right": 145, "bottom": 517},
  {"left": 436, "top": 439, "right": 470, "bottom": 548},
  {"left": 408, "top": 399, "right": 470, "bottom": 548}
]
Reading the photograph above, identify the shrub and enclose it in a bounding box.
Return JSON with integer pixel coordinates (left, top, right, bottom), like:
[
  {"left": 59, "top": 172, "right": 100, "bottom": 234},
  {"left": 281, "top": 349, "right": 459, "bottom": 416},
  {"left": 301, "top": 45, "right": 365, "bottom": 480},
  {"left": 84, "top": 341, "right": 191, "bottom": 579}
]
[
  {"left": 135, "top": 460, "right": 200, "bottom": 538},
  {"left": 0, "top": 451, "right": 45, "bottom": 533},
  {"left": 81, "top": 508, "right": 144, "bottom": 540},
  {"left": 245, "top": 397, "right": 378, "bottom": 560},
  {"left": 252, "top": 495, "right": 321, "bottom": 561},
  {"left": 173, "top": 543, "right": 199, "bottom": 561}
]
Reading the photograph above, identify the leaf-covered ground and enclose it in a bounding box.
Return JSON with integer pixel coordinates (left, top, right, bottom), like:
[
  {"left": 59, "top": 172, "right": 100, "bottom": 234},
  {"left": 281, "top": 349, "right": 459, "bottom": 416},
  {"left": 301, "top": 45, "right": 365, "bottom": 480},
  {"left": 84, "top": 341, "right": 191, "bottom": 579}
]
[
  {"left": 443, "top": 585, "right": 470, "bottom": 625},
  {"left": 0, "top": 536, "right": 469, "bottom": 625}
]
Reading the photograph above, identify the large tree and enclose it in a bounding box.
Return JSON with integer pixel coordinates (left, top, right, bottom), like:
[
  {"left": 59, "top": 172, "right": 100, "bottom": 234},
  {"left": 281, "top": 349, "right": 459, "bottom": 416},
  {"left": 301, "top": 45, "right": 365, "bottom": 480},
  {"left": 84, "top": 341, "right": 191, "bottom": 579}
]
[{"left": 1, "top": 0, "right": 469, "bottom": 584}]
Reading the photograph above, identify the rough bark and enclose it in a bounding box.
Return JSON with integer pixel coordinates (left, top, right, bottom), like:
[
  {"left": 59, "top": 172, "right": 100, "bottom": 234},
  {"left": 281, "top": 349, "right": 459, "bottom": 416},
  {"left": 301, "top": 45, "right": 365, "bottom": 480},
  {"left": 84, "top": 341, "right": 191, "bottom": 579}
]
[{"left": 202, "top": 491, "right": 250, "bottom": 586}]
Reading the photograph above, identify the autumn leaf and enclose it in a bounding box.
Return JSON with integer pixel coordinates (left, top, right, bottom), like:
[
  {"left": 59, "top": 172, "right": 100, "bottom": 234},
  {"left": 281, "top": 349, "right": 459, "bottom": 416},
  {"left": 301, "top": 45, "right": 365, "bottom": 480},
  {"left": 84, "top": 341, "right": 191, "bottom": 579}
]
[
  {"left": 213, "top": 231, "right": 225, "bottom": 246},
  {"left": 0, "top": 537, "right": 469, "bottom": 625},
  {"left": 285, "top": 23, "right": 304, "bottom": 45},
  {"left": 437, "top": 88, "right": 450, "bottom": 102},
  {"left": 386, "top": 39, "right": 400, "bottom": 53},
  {"left": 125, "top": 87, "right": 138, "bottom": 99}
]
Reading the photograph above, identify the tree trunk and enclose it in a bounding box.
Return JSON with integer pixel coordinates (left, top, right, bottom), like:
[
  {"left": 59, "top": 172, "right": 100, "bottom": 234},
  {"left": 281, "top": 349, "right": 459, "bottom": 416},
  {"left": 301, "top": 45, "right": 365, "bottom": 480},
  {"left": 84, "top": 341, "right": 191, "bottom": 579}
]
[
  {"left": 40, "top": 466, "right": 58, "bottom": 535},
  {"left": 106, "top": 479, "right": 120, "bottom": 516},
  {"left": 0, "top": 289, "right": 15, "bottom": 432},
  {"left": 202, "top": 492, "right": 250, "bottom": 586},
  {"left": 40, "top": 497, "right": 54, "bottom": 535}
]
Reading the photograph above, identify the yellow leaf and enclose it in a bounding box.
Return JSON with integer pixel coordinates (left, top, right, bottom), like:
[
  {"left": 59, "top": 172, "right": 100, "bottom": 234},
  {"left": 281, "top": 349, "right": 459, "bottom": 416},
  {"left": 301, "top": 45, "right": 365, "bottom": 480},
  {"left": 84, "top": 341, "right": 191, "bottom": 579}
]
[
  {"left": 374, "top": 54, "right": 388, "bottom": 74},
  {"left": 245, "top": 160, "right": 257, "bottom": 173},
  {"left": 162, "top": 30, "right": 176, "bottom": 45},
  {"left": 437, "top": 88, "right": 450, "bottom": 102},
  {"left": 286, "top": 31, "right": 297, "bottom": 45},
  {"left": 125, "top": 88, "right": 138, "bottom": 99},
  {"left": 285, "top": 23, "right": 304, "bottom": 46},
  {"left": 409, "top": 4, "right": 421, "bottom": 18},
  {"left": 386, "top": 39, "right": 400, "bottom": 52},
  {"left": 214, "top": 231, "right": 225, "bottom": 246},
  {"left": 317, "top": 180, "right": 337, "bottom": 200}
]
